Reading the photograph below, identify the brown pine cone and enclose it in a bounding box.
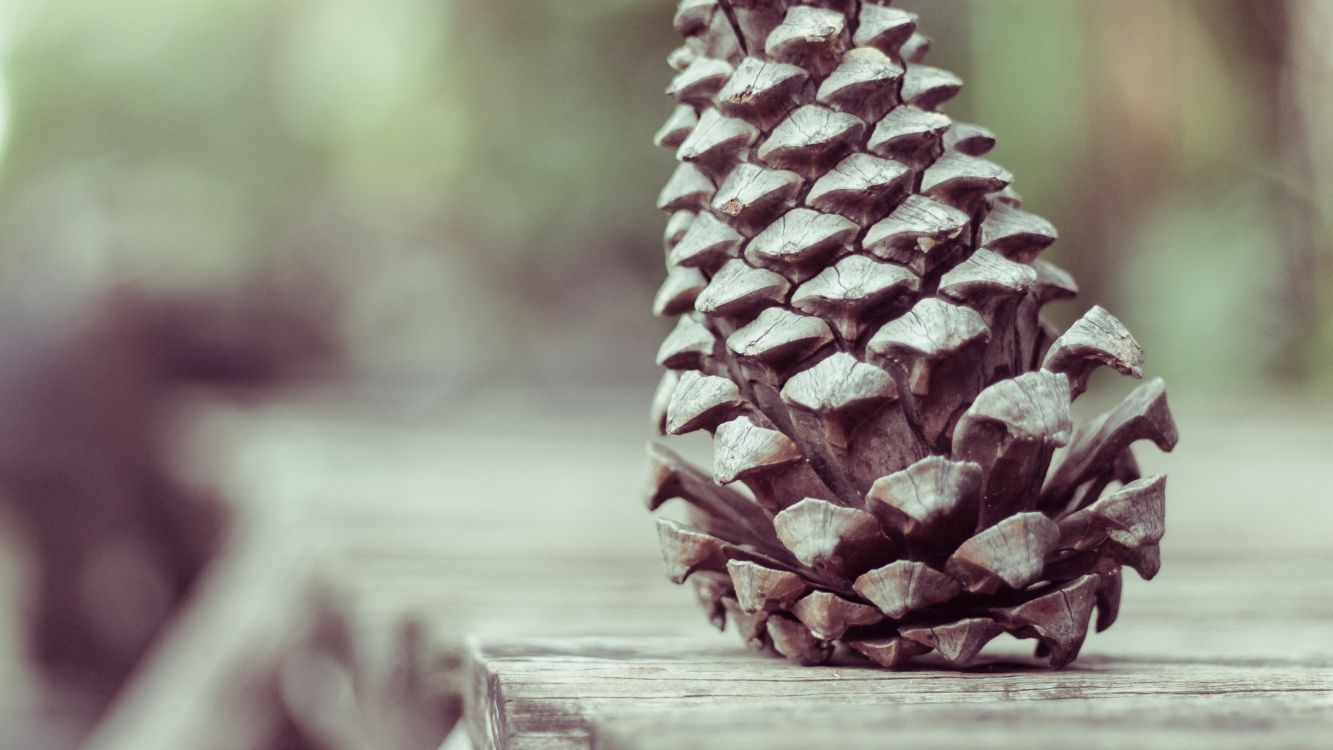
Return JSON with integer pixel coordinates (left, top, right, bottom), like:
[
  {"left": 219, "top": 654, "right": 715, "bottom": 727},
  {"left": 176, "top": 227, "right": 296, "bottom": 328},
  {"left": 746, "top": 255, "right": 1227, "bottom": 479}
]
[{"left": 647, "top": 0, "right": 1178, "bottom": 669}]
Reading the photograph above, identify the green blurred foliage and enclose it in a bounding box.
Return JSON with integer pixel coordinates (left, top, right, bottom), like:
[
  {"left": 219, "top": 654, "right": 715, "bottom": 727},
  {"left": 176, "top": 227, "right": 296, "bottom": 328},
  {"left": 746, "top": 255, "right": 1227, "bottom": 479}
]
[{"left": 0, "top": 0, "right": 1328, "bottom": 391}]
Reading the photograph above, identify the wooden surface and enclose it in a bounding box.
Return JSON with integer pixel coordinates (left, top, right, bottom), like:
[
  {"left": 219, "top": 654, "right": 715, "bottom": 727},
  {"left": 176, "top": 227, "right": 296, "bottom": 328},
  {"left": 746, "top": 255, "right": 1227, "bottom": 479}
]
[
  {"left": 464, "top": 557, "right": 1333, "bottom": 750},
  {"left": 591, "top": 700, "right": 1333, "bottom": 750},
  {"left": 89, "top": 389, "right": 1333, "bottom": 749}
]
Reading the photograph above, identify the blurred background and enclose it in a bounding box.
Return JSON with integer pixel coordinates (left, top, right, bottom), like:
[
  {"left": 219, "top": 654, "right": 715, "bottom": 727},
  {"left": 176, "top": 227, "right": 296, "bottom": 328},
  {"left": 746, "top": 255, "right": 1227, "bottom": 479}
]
[
  {"left": 1, "top": 0, "right": 1329, "bottom": 392},
  {"left": 0, "top": 0, "right": 1330, "bottom": 748}
]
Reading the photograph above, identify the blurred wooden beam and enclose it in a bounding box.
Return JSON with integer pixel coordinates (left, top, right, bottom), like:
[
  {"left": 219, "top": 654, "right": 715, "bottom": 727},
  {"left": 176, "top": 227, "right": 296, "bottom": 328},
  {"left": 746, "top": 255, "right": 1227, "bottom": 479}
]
[{"left": 83, "top": 509, "right": 451, "bottom": 750}]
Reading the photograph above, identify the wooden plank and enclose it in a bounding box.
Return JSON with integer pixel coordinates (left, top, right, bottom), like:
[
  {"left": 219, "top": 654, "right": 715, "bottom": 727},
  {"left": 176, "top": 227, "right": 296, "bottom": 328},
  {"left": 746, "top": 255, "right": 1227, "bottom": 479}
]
[
  {"left": 466, "top": 634, "right": 1333, "bottom": 750},
  {"left": 591, "top": 700, "right": 1333, "bottom": 750},
  {"left": 462, "top": 555, "right": 1333, "bottom": 750}
]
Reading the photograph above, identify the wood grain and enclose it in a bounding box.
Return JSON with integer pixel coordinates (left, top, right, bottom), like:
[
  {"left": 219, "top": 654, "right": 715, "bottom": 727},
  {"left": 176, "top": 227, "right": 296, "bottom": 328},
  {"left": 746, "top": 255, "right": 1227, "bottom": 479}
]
[
  {"left": 463, "top": 552, "right": 1333, "bottom": 750},
  {"left": 466, "top": 626, "right": 1333, "bottom": 750},
  {"left": 592, "top": 699, "right": 1333, "bottom": 750}
]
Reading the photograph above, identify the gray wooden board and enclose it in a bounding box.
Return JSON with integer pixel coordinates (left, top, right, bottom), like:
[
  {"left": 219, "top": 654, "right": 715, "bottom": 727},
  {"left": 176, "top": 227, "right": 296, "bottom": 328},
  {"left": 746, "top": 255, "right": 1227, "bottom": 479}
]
[
  {"left": 466, "top": 635, "right": 1333, "bottom": 750},
  {"left": 590, "top": 700, "right": 1333, "bottom": 750},
  {"left": 463, "top": 554, "right": 1333, "bottom": 750}
]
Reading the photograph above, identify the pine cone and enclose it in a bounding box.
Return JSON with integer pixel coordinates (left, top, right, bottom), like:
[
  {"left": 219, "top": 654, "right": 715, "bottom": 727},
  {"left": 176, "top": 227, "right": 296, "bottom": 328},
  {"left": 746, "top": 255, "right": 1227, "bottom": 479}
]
[{"left": 647, "top": 0, "right": 1179, "bottom": 669}]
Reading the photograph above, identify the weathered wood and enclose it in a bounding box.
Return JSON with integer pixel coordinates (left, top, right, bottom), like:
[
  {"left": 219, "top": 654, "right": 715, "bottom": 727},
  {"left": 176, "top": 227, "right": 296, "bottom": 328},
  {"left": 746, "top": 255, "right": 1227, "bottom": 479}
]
[
  {"left": 591, "top": 700, "right": 1333, "bottom": 750},
  {"left": 465, "top": 628, "right": 1333, "bottom": 750}
]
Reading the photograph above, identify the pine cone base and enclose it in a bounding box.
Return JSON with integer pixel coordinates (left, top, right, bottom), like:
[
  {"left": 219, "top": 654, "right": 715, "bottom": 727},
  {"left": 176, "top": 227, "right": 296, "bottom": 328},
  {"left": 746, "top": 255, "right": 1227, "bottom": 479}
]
[{"left": 648, "top": 0, "right": 1177, "bottom": 670}]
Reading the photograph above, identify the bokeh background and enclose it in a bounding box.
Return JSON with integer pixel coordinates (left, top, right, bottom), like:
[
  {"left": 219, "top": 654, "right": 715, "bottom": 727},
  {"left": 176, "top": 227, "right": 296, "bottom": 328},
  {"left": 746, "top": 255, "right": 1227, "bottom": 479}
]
[
  {"left": 1, "top": 0, "right": 1329, "bottom": 392},
  {"left": 0, "top": 1, "right": 1330, "bottom": 748}
]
